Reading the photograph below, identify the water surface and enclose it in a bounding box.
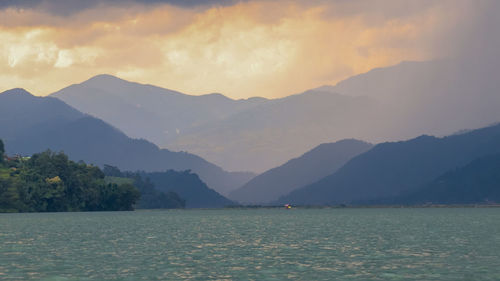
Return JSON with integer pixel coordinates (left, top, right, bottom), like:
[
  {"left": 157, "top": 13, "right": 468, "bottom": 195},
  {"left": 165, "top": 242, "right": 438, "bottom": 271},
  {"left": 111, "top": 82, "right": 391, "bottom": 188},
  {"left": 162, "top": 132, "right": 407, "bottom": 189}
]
[{"left": 1, "top": 208, "right": 500, "bottom": 280}]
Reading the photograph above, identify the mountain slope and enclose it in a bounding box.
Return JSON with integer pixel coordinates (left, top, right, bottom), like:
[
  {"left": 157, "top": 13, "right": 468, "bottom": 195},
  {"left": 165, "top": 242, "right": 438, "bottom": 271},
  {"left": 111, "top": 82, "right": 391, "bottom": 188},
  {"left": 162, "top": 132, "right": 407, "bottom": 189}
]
[
  {"left": 331, "top": 60, "right": 500, "bottom": 138},
  {"left": 228, "top": 139, "right": 372, "bottom": 204},
  {"left": 51, "top": 74, "right": 267, "bottom": 155},
  {"left": 140, "top": 171, "right": 235, "bottom": 208},
  {"left": 279, "top": 123, "right": 500, "bottom": 205},
  {"left": 0, "top": 88, "right": 84, "bottom": 140},
  {"left": 395, "top": 154, "right": 500, "bottom": 205},
  {"left": 168, "top": 90, "right": 381, "bottom": 172},
  {"left": 173, "top": 60, "right": 500, "bottom": 172},
  {"left": 50, "top": 59, "right": 500, "bottom": 173},
  {"left": 0, "top": 89, "right": 253, "bottom": 196},
  {"left": 50, "top": 75, "right": 380, "bottom": 172}
]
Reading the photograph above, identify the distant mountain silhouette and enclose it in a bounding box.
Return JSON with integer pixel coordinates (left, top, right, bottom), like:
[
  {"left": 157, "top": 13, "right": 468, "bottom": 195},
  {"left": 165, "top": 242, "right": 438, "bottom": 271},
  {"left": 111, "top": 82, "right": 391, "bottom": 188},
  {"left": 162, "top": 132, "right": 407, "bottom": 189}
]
[
  {"left": 50, "top": 74, "right": 378, "bottom": 172},
  {"left": 392, "top": 154, "right": 500, "bottom": 205},
  {"left": 167, "top": 90, "right": 380, "bottom": 172},
  {"left": 139, "top": 170, "right": 235, "bottom": 208},
  {"left": 51, "top": 74, "right": 267, "bottom": 170},
  {"left": 279, "top": 123, "right": 500, "bottom": 205},
  {"left": 331, "top": 60, "right": 500, "bottom": 139},
  {"left": 0, "top": 89, "right": 254, "bottom": 195},
  {"left": 228, "top": 139, "right": 372, "bottom": 204},
  {"left": 49, "top": 58, "right": 500, "bottom": 172},
  {"left": 50, "top": 59, "right": 500, "bottom": 173}
]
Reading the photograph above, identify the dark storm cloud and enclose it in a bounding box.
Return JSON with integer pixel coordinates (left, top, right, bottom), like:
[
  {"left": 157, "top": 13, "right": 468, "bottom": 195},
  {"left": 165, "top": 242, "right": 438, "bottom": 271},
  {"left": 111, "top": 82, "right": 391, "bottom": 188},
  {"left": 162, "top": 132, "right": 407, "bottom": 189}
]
[{"left": 0, "top": 0, "right": 240, "bottom": 15}]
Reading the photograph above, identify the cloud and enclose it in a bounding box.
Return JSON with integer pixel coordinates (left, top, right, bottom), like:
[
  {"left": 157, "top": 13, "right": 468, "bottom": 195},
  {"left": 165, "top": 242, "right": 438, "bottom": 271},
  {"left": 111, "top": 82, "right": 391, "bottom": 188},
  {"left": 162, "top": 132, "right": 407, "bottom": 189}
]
[
  {"left": 0, "top": 0, "right": 240, "bottom": 15},
  {"left": 0, "top": 0, "right": 495, "bottom": 98}
]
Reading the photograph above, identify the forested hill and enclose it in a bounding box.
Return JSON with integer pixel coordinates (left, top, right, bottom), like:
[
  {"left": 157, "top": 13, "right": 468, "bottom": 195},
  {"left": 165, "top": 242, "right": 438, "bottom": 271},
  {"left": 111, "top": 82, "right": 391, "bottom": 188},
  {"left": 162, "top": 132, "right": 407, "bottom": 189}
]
[
  {"left": 139, "top": 170, "right": 235, "bottom": 208},
  {"left": 103, "top": 165, "right": 190, "bottom": 209},
  {"left": 102, "top": 164, "right": 235, "bottom": 208},
  {"left": 0, "top": 141, "right": 140, "bottom": 212}
]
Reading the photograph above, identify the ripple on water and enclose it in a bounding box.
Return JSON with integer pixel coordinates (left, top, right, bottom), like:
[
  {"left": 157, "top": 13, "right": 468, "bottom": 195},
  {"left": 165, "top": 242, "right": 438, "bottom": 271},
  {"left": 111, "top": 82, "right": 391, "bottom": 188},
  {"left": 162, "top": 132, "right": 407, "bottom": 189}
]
[{"left": 0, "top": 209, "right": 500, "bottom": 280}]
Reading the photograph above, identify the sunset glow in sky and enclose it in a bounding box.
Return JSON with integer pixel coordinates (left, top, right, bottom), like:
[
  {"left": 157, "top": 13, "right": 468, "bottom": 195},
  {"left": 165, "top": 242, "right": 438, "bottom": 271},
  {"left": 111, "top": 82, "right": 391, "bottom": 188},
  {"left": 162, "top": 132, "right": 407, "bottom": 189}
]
[{"left": 0, "top": 0, "right": 481, "bottom": 98}]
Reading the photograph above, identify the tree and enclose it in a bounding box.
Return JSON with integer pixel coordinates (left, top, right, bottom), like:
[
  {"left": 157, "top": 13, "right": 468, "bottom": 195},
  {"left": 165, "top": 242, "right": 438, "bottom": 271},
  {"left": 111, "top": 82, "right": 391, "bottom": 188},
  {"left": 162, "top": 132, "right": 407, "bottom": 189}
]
[
  {"left": 0, "top": 139, "right": 4, "bottom": 163},
  {"left": 3, "top": 150, "right": 141, "bottom": 212},
  {"left": 102, "top": 164, "right": 123, "bottom": 177},
  {"left": 0, "top": 177, "right": 23, "bottom": 212}
]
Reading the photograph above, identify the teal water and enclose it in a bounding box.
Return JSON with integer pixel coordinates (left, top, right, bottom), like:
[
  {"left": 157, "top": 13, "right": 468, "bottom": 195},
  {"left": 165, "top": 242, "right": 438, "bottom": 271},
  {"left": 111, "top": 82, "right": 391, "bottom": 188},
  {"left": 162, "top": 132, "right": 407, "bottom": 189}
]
[{"left": 1, "top": 208, "right": 500, "bottom": 280}]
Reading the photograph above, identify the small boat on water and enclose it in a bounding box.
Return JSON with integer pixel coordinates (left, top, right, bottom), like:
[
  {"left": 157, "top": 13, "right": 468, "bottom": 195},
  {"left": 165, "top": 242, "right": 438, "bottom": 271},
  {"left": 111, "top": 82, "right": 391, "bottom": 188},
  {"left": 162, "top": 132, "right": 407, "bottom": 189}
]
[{"left": 284, "top": 203, "right": 292, "bottom": 209}]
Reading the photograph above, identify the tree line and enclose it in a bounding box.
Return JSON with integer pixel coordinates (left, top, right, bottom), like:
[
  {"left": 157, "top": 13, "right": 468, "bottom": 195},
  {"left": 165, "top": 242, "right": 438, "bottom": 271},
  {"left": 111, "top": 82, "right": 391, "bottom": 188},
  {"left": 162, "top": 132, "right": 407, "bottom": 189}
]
[{"left": 0, "top": 139, "right": 140, "bottom": 212}]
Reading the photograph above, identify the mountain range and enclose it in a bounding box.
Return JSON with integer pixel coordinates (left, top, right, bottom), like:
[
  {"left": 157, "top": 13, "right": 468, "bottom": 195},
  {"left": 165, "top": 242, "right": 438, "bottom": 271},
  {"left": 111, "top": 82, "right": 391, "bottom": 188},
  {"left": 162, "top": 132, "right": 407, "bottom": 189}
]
[
  {"left": 0, "top": 89, "right": 253, "bottom": 197},
  {"left": 50, "top": 74, "right": 380, "bottom": 172},
  {"left": 278, "top": 123, "right": 500, "bottom": 205},
  {"left": 50, "top": 60, "right": 500, "bottom": 173},
  {"left": 228, "top": 139, "right": 373, "bottom": 204},
  {"left": 3, "top": 58, "right": 500, "bottom": 207},
  {"left": 51, "top": 75, "right": 270, "bottom": 171}
]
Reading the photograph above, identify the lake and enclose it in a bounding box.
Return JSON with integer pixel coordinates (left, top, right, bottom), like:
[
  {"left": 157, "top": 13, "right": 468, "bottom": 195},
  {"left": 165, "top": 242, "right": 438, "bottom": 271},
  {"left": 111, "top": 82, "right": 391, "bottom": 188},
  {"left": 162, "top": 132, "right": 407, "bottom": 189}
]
[{"left": 1, "top": 208, "right": 500, "bottom": 280}]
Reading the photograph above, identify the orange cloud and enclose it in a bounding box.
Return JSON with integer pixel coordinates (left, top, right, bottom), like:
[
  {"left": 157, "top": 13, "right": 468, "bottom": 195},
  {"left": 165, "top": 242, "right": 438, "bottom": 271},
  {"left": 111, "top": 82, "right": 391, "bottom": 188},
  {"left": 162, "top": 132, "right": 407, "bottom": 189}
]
[{"left": 0, "top": 0, "right": 471, "bottom": 98}]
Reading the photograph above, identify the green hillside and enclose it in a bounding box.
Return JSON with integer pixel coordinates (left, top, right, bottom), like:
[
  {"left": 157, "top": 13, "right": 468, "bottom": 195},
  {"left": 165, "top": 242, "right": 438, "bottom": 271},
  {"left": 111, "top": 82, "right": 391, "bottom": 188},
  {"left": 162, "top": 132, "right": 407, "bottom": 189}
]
[{"left": 0, "top": 142, "right": 139, "bottom": 212}]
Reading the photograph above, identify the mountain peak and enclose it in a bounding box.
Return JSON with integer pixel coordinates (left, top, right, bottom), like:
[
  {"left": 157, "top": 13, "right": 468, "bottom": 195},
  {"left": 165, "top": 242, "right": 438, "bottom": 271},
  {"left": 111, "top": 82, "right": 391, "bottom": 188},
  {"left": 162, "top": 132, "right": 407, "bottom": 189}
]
[
  {"left": 199, "top": 92, "right": 234, "bottom": 101},
  {"left": 84, "top": 74, "right": 127, "bottom": 84},
  {"left": 0, "top": 88, "right": 34, "bottom": 97},
  {"left": 202, "top": 92, "right": 228, "bottom": 98}
]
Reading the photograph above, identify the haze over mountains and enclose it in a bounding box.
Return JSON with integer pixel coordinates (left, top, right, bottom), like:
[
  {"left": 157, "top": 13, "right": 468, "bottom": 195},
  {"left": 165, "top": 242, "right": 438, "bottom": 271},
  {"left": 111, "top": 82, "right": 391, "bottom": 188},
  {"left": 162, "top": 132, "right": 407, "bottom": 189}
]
[
  {"left": 228, "top": 139, "right": 373, "bottom": 204},
  {"left": 52, "top": 75, "right": 379, "bottom": 172},
  {"left": 3, "top": 57, "right": 500, "bottom": 207},
  {"left": 51, "top": 59, "right": 500, "bottom": 173},
  {"left": 51, "top": 74, "right": 267, "bottom": 150},
  {"left": 0, "top": 89, "right": 252, "bottom": 197},
  {"left": 5, "top": 85, "right": 499, "bottom": 207},
  {"left": 279, "top": 123, "right": 500, "bottom": 205}
]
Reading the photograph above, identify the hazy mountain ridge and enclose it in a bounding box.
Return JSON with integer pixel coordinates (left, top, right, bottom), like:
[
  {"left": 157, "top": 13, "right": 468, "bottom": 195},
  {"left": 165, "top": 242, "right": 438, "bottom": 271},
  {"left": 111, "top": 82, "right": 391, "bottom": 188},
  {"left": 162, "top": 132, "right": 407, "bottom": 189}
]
[
  {"left": 168, "top": 90, "right": 380, "bottom": 172},
  {"left": 0, "top": 89, "right": 253, "bottom": 197},
  {"left": 228, "top": 139, "right": 373, "bottom": 204},
  {"left": 331, "top": 60, "right": 500, "bottom": 138},
  {"left": 180, "top": 59, "right": 500, "bottom": 172},
  {"left": 50, "top": 59, "right": 500, "bottom": 173},
  {"left": 278, "top": 123, "right": 500, "bottom": 205},
  {"left": 51, "top": 74, "right": 268, "bottom": 153},
  {"left": 50, "top": 75, "right": 381, "bottom": 172}
]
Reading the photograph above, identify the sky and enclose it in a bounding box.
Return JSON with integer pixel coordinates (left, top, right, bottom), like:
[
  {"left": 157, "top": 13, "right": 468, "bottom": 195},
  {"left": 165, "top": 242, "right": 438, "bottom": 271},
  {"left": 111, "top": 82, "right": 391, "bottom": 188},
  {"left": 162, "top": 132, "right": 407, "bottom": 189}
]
[{"left": 0, "top": 0, "right": 493, "bottom": 99}]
